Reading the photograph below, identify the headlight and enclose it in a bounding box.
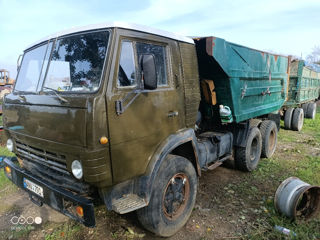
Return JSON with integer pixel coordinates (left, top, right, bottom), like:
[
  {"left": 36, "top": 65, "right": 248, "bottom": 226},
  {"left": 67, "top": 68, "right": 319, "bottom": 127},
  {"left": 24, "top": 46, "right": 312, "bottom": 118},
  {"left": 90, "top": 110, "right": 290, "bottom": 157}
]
[
  {"left": 6, "top": 139, "right": 14, "bottom": 152},
  {"left": 71, "top": 160, "right": 83, "bottom": 179}
]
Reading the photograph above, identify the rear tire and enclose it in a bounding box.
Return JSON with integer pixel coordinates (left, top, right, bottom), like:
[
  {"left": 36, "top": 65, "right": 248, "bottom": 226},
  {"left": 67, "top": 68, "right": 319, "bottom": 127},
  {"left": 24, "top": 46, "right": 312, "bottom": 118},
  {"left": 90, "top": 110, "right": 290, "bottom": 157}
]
[
  {"left": 306, "top": 102, "right": 316, "bottom": 120},
  {"left": 235, "top": 127, "right": 262, "bottom": 172},
  {"left": 260, "top": 120, "right": 277, "bottom": 158},
  {"left": 137, "top": 154, "right": 197, "bottom": 237},
  {"left": 302, "top": 103, "right": 308, "bottom": 117},
  {"left": 284, "top": 108, "right": 294, "bottom": 130},
  {"left": 291, "top": 108, "right": 304, "bottom": 131}
]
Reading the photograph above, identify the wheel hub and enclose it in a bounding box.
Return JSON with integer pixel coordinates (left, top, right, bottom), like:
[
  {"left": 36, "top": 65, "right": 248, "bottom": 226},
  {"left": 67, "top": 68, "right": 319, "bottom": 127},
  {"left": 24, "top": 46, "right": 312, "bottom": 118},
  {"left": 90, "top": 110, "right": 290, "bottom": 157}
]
[
  {"left": 162, "top": 173, "right": 190, "bottom": 220},
  {"left": 250, "top": 138, "right": 258, "bottom": 162}
]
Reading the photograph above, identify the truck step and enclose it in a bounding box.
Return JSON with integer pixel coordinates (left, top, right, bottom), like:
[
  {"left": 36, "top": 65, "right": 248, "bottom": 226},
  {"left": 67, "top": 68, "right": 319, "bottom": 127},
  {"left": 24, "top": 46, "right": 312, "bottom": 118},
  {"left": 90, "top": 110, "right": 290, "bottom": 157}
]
[
  {"left": 207, "top": 154, "right": 232, "bottom": 170},
  {"left": 112, "top": 194, "right": 147, "bottom": 214}
]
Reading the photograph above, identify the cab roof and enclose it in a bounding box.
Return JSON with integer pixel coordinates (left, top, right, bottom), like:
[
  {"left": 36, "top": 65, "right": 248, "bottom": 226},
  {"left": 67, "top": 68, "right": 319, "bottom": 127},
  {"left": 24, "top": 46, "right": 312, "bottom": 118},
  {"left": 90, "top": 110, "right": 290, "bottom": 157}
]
[{"left": 27, "top": 22, "right": 194, "bottom": 50}]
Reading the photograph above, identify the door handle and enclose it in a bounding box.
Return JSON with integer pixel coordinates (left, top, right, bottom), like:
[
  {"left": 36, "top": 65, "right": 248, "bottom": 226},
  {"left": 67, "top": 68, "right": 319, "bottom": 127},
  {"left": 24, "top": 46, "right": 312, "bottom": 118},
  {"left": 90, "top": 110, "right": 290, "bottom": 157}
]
[{"left": 168, "top": 111, "right": 178, "bottom": 118}]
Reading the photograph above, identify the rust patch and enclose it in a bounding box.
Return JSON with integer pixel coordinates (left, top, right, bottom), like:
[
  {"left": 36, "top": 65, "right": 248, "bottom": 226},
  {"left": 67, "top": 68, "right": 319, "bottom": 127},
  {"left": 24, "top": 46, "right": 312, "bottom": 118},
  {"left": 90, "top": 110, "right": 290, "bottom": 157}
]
[
  {"left": 162, "top": 173, "right": 190, "bottom": 220},
  {"left": 274, "top": 55, "right": 278, "bottom": 62},
  {"left": 206, "top": 37, "right": 216, "bottom": 56}
]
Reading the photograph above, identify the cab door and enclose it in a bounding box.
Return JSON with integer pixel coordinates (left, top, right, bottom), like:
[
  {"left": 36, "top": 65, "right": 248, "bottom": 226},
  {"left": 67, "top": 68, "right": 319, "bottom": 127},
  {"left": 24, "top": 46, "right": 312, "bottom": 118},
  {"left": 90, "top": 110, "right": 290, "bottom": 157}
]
[{"left": 106, "top": 30, "right": 184, "bottom": 183}]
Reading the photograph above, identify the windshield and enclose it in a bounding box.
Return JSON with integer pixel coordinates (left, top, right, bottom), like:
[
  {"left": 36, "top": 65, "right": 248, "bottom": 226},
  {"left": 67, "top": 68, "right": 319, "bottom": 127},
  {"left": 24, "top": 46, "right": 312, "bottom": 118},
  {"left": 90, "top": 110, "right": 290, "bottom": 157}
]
[
  {"left": 15, "top": 30, "right": 110, "bottom": 93},
  {"left": 15, "top": 43, "right": 52, "bottom": 92}
]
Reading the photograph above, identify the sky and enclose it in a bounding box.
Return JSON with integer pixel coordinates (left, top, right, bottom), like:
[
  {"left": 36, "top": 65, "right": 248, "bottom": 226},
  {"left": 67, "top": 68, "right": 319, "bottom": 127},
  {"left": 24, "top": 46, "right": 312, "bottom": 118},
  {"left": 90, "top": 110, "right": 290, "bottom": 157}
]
[{"left": 0, "top": 0, "right": 319, "bottom": 78}]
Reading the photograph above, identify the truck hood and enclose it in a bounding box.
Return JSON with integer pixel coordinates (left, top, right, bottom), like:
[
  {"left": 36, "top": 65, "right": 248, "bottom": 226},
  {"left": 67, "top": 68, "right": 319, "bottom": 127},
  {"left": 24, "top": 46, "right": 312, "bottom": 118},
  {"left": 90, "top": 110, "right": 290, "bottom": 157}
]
[{"left": 3, "top": 93, "right": 88, "bottom": 147}]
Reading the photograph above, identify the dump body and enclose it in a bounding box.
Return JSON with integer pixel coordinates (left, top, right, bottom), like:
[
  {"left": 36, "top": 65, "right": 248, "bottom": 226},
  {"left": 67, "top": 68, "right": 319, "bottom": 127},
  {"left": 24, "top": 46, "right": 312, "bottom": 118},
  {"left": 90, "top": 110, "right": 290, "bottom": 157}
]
[
  {"left": 285, "top": 60, "right": 320, "bottom": 107},
  {"left": 195, "top": 37, "right": 290, "bottom": 123}
]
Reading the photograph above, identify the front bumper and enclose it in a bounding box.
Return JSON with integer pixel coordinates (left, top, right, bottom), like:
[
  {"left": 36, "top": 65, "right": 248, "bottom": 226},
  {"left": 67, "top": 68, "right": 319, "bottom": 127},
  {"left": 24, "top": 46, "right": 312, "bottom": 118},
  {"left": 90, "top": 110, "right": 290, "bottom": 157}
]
[{"left": 3, "top": 157, "right": 95, "bottom": 227}]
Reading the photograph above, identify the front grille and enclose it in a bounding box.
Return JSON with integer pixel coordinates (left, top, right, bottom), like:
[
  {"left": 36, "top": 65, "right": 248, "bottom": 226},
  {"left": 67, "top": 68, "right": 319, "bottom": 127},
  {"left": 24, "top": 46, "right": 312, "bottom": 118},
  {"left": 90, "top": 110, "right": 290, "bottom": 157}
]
[
  {"left": 16, "top": 141, "right": 67, "bottom": 174},
  {"left": 15, "top": 141, "right": 91, "bottom": 195}
]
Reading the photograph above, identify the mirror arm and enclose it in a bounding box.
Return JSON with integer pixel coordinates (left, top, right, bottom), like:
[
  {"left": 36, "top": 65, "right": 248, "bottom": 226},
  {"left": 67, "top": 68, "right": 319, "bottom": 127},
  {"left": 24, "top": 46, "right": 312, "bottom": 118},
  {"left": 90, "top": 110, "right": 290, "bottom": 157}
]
[
  {"left": 17, "top": 54, "right": 23, "bottom": 72},
  {"left": 115, "top": 90, "right": 141, "bottom": 115}
]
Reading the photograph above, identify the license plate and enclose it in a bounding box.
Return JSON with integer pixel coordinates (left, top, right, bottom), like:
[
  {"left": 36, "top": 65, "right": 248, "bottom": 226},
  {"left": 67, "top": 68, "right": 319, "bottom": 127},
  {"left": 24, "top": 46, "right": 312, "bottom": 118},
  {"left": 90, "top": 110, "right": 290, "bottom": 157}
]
[{"left": 23, "top": 178, "right": 44, "bottom": 198}]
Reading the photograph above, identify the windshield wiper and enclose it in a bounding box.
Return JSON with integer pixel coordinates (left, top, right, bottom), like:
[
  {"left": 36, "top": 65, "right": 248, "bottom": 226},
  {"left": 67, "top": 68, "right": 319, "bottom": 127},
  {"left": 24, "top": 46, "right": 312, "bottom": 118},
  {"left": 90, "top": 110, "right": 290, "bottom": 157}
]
[{"left": 42, "top": 87, "right": 69, "bottom": 103}]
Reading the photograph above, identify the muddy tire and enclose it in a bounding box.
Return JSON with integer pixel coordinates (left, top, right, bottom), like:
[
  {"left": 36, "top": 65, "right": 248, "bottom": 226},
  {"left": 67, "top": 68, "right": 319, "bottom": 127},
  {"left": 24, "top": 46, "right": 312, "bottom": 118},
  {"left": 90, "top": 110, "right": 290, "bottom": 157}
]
[
  {"left": 292, "top": 108, "right": 304, "bottom": 131},
  {"left": 284, "top": 108, "right": 294, "bottom": 130},
  {"left": 259, "top": 120, "right": 277, "bottom": 158},
  {"left": 235, "top": 127, "right": 262, "bottom": 172},
  {"left": 137, "top": 154, "right": 197, "bottom": 237},
  {"left": 306, "top": 102, "right": 316, "bottom": 120}
]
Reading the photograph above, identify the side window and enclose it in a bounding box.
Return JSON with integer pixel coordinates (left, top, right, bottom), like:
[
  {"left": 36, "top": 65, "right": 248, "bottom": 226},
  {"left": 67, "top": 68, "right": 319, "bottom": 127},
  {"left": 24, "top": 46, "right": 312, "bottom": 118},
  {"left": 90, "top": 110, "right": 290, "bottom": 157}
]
[
  {"left": 136, "top": 43, "right": 168, "bottom": 86},
  {"left": 117, "top": 41, "right": 136, "bottom": 87}
]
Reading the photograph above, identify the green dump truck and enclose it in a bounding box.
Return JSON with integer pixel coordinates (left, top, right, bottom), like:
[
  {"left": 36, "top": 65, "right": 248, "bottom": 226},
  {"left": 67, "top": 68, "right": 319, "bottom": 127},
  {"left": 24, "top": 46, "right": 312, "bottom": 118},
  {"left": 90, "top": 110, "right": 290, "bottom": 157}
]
[
  {"left": 282, "top": 60, "right": 320, "bottom": 131},
  {"left": 2, "top": 23, "right": 289, "bottom": 236}
]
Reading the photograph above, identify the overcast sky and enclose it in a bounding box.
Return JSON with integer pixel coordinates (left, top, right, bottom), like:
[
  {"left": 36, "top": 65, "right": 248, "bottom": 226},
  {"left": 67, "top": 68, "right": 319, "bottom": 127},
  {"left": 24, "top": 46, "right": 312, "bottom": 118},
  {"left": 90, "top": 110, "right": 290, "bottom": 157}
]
[{"left": 0, "top": 0, "right": 319, "bottom": 78}]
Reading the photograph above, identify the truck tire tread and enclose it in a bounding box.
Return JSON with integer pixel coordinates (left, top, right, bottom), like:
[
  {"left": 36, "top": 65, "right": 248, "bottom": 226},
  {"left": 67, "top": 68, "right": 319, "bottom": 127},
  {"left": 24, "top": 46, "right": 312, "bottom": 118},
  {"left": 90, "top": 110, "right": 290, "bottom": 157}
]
[
  {"left": 306, "top": 102, "right": 316, "bottom": 120},
  {"left": 284, "top": 108, "right": 294, "bottom": 130},
  {"left": 235, "top": 127, "right": 262, "bottom": 172},
  {"left": 259, "top": 120, "right": 277, "bottom": 158},
  {"left": 292, "top": 108, "right": 304, "bottom": 131},
  {"left": 137, "top": 154, "right": 197, "bottom": 237}
]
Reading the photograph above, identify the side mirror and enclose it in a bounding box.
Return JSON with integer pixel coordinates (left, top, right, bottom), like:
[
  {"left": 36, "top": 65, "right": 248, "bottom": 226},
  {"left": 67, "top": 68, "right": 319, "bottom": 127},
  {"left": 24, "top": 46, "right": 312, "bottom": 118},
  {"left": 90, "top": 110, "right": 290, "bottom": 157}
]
[{"left": 141, "top": 54, "right": 157, "bottom": 90}]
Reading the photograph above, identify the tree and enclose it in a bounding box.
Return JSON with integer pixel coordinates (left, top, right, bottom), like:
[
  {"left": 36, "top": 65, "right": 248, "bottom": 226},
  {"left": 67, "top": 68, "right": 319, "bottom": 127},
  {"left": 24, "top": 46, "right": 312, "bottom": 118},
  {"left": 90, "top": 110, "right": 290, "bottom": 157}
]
[{"left": 306, "top": 46, "right": 320, "bottom": 64}]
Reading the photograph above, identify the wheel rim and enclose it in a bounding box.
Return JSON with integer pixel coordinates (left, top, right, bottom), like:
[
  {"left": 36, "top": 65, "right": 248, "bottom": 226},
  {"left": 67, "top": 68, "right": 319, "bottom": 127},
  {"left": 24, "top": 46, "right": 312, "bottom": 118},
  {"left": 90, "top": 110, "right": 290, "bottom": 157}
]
[
  {"left": 268, "top": 129, "right": 276, "bottom": 153},
  {"left": 162, "top": 173, "right": 190, "bottom": 220},
  {"left": 250, "top": 138, "right": 258, "bottom": 162}
]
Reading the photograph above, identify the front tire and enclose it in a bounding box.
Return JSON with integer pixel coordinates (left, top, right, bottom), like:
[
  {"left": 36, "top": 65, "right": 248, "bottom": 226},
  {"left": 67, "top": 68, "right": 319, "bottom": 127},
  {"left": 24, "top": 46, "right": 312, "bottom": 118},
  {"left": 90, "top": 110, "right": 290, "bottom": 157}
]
[
  {"left": 137, "top": 154, "right": 197, "bottom": 237},
  {"left": 235, "top": 127, "right": 262, "bottom": 172}
]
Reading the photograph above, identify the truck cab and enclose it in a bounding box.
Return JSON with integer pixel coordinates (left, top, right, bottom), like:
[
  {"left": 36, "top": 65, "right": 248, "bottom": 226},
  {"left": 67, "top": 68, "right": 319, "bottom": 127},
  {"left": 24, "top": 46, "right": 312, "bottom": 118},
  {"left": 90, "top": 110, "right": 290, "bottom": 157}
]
[{"left": 3, "top": 23, "right": 203, "bottom": 235}]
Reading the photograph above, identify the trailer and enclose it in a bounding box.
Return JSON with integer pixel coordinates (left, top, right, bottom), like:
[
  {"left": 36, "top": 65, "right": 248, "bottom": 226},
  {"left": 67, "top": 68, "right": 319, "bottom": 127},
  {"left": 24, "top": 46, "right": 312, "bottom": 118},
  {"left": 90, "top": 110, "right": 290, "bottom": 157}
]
[{"left": 282, "top": 60, "right": 320, "bottom": 131}]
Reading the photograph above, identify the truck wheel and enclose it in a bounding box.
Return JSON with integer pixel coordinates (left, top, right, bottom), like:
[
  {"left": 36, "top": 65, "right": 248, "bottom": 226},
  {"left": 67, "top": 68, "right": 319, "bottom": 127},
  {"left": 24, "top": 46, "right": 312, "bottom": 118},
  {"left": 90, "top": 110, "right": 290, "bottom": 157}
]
[
  {"left": 235, "top": 127, "right": 262, "bottom": 172},
  {"left": 302, "top": 103, "right": 308, "bottom": 117},
  {"left": 137, "top": 154, "right": 197, "bottom": 237},
  {"left": 306, "top": 102, "right": 316, "bottom": 119},
  {"left": 291, "top": 108, "right": 304, "bottom": 131},
  {"left": 284, "top": 108, "right": 294, "bottom": 130},
  {"left": 259, "top": 120, "right": 277, "bottom": 158}
]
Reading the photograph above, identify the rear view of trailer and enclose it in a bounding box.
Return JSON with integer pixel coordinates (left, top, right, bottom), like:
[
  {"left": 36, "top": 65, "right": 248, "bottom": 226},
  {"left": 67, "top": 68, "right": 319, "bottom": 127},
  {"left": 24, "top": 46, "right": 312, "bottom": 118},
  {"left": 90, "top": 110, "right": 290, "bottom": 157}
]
[
  {"left": 283, "top": 60, "right": 320, "bottom": 131},
  {"left": 286, "top": 60, "right": 320, "bottom": 106},
  {"left": 194, "top": 37, "right": 290, "bottom": 123}
]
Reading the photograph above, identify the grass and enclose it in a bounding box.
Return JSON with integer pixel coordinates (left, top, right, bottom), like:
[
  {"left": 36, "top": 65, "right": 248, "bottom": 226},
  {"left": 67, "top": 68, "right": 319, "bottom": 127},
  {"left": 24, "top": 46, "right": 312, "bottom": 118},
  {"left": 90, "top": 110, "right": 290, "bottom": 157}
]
[
  {"left": 44, "top": 222, "right": 82, "bottom": 240},
  {"left": 1, "top": 225, "right": 35, "bottom": 240},
  {"left": 239, "top": 110, "right": 320, "bottom": 239},
  {"left": 0, "top": 147, "right": 17, "bottom": 196},
  {"left": 302, "top": 107, "right": 320, "bottom": 142}
]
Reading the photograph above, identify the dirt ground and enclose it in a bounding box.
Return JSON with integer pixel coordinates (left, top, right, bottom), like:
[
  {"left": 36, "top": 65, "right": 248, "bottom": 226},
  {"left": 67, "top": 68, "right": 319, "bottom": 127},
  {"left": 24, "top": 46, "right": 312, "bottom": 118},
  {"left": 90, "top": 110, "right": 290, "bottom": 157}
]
[
  {"left": 0, "top": 167, "right": 260, "bottom": 240},
  {"left": 0, "top": 121, "right": 319, "bottom": 239}
]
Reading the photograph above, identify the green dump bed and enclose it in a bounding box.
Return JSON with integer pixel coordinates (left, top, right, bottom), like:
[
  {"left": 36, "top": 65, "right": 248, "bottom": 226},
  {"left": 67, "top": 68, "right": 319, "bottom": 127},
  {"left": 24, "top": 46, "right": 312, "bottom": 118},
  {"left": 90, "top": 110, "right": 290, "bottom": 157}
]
[
  {"left": 285, "top": 60, "right": 320, "bottom": 107},
  {"left": 194, "top": 37, "right": 290, "bottom": 123}
]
